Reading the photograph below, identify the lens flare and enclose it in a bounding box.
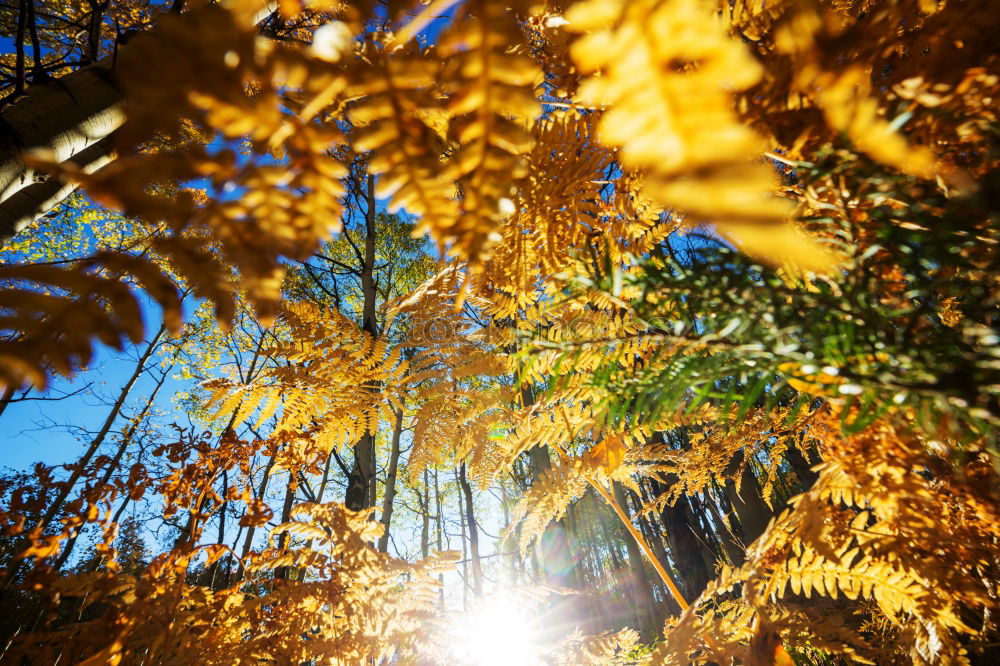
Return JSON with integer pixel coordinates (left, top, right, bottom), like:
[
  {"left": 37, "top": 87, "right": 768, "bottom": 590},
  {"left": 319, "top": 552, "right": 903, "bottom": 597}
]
[{"left": 448, "top": 594, "right": 542, "bottom": 666}]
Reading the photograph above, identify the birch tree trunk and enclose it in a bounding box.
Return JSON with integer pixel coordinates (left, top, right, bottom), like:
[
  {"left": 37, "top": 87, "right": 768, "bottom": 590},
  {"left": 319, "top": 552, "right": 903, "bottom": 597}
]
[
  {"left": 0, "top": 2, "right": 279, "bottom": 245},
  {"left": 0, "top": 64, "right": 125, "bottom": 245}
]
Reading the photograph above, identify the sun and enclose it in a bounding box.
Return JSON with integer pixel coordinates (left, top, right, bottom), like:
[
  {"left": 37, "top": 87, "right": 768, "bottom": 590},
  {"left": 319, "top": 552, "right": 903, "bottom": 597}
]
[{"left": 448, "top": 593, "right": 543, "bottom": 666}]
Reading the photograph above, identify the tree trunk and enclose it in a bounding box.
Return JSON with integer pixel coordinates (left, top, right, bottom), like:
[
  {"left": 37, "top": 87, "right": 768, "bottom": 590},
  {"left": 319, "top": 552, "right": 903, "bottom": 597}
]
[
  {"left": 376, "top": 406, "right": 404, "bottom": 553},
  {"left": 456, "top": 469, "right": 469, "bottom": 607},
  {"left": 12, "top": 0, "right": 26, "bottom": 98},
  {"left": 499, "top": 477, "right": 519, "bottom": 585},
  {"left": 0, "top": 2, "right": 279, "bottom": 245},
  {"left": 527, "top": 443, "right": 585, "bottom": 639},
  {"left": 76, "top": 492, "right": 134, "bottom": 576},
  {"left": 236, "top": 455, "right": 276, "bottom": 582},
  {"left": 0, "top": 323, "right": 165, "bottom": 599},
  {"left": 273, "top": 474, "right": 296, "bottom": 581},
  {"left": 520, "top": 380, "right": 577, "bottom": 587},
  {"left": 458, "top": 463, "right": 483, "bottom": 596},
  {"left": 612, "top": 480, "right": 659, "bottom": 639},
  {"left": 0, "top": 386, "right": 16, "bottom": 421},
  {"left": 1, "top": 133, "right": 120, "bottom": 246},
  {"left": 785, "top": 443, "right": 819, "bottom": 491},
  {"left": 206, "top": 469, "right": 229, "bottom": 589},
  {"left": 723, "top": 450, "right": 773, "bottom": 548},
  {"left": 648, "top": 481, "right": 713, "bottom": 602},
  {"left": 293, "top": 451, "right": 336, "bottom": 582},
  {"left": 628, "top": 485, "right": 678, "bottom": 621},
  {"left": 344, "top": 173, "right": 380, "bottom": 512},
  {"left": 85, "top": 0, "right": 106, "bottom": 63},
  {"left": 419, "top": 470, "right": 430, "bottom": 559},
  {"left": 0, "top": 64, "right": 124, "bottom": 245},
  {"left": 53, "top": 365, "right": 170, "bottom": 571},
  {"left": 434, "top": 468, "right": 444, "bottom": 607}
]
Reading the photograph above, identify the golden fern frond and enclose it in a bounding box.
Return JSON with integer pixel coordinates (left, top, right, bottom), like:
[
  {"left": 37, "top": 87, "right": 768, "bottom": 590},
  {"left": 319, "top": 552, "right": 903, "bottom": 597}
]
[
  {"left": 349, "top": 42, "right": 458, "bottom": 229},
  {"left": 565, "top": 0, "right": 834, "bottom": 272},
  {"left": 0, "top": 253, "right": 182, "bottom": 389},
  {"left": 408, "top": 385, "right": 502, "bottom": 478},
  {"left": 768, "top": 4, "right": 938, "bottom": 180},
  {"left": 652, "top": 409, "right": 1000, "bottom": 663},
  {"left": 725, "top": 0, "right": 793, "bottom": 40},
  {"left": 65, "top": 4, "right": 350, "bottom": 324},
  {"left": 486, "top": 111, "right": 609, "bottom": 293},
  {"left": 435, "top": 0, "right": 541, "bottom": 268},
  {"left": 507, "top": 460, "right": 588, "bottom": 554},
  {"left": 775, "top": 607, "right": 875, "bottom": 664},
  {"left": 548, "top": 627, "right": 645, "bottom": 665},
  {"left": 651, "top": 595, "right": 756, "bottom": 664},
  {"left": 20, "top": 499, "right": 457, "bottom": 665},
  {"left": 203, "top": 302, "right": 409, "bottom": 467}
]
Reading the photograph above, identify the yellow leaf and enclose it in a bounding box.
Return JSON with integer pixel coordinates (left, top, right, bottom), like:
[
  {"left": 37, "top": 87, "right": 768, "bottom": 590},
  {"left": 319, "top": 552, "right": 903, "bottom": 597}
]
[{"left": 583, "top": 434, "right": 626, "bottom": 474}]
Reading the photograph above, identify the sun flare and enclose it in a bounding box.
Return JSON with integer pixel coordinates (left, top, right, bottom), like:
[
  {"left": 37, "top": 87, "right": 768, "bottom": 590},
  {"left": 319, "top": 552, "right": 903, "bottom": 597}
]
[{"left": 448, "top": 594, "right": 542, "bottom": 666}]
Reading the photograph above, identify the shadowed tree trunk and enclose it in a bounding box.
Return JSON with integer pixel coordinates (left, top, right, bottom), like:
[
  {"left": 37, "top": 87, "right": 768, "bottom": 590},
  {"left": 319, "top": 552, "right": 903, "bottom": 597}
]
[
  {"left": 273, "top": 474, "right": 296, "bottom": 581},
  {"left": 236, "top": 455, "right": 276, "bottom": 582},
  {"left": 612, "top": 480, "right": 659, "bottom": 640},
  {"left": 723, "top": 449, "right": 773, "bottom": 548},
  {"left": 53, "top": 365, "right": 170, "bottom": 571},
  {"left": 376, "top": 406, "right": 405, "bottom": 553},
  {"left": 785, "top": 443, "right": 820, "bottom": 491},
  {"left": 649, "top": 478, "right": 715, "bottom": 601},
  {"left": 12, "top": 0, "right": 27, "bottom": 98},
  {"left": 344, "top": 173, "right": 379, "bottom": 512},
  {"left": 36, "top": 323, "right": 165, "bottom": 534},
  {"left": 527, "top": 443, "right": 585, "bottom": 639},
  {"left": 418, "top": 470, "right": 430, "bottom": 559},
  {"left": 458, "top": 463, "right": 483, "bottom": 596},
  {"left": 206, "top": 469, "right": 229, "bottom": 588},
  {"left": 0, "top": 323, "right": 165, "bottom": 595},
  {"left": 434, "top": 468, "right": 444, "bottom": 607}
]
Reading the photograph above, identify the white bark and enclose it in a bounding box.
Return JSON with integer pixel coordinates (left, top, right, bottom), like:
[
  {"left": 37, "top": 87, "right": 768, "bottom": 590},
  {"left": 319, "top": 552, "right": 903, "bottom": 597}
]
[
  {"left": 249, "top": 1, "right": 280, "bottom": 25},
  {"left": 0, "top": 1, "right": 279, "bottom": 247},
  {"left": 0, "top": 64, "right": 125, "bottom": 243},
  {"left": 0, "top": 133, "right": 118, "bottom": 243}
]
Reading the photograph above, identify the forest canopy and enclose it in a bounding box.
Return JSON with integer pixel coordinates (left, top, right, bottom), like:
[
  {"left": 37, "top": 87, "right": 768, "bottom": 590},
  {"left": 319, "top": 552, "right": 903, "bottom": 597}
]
[{"left": 0, "top": 0, "right": 998, "bottom": 664}]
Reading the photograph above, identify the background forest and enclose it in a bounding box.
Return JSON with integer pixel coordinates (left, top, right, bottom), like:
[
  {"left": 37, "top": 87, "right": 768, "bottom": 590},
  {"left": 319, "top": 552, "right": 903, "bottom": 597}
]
[{"left": 0, "top": 0, "right": 998, "bottom": 664}]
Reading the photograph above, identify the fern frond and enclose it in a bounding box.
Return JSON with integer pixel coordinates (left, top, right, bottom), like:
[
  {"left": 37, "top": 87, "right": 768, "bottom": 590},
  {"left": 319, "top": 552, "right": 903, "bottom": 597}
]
[
  {"left": 0, "top": 253, "right": 181, "bottom": 389},
  {"left": 507, "top": 460, "right": 588, "bottom": 554},
  {"left": 435, "top": 0, "right": 541, "bottom": 267},
  {"left": 565, "top": 0, "right": 833, "bottom": 271},
  {"left": 349, "top": 42, "right": 459, "bottom": 231}
]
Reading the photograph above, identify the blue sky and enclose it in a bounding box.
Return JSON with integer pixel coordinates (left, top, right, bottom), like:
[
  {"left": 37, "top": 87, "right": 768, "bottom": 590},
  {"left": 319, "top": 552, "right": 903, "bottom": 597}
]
[{"left": 0, "top": 333, "right": 183, "bottom": 473}]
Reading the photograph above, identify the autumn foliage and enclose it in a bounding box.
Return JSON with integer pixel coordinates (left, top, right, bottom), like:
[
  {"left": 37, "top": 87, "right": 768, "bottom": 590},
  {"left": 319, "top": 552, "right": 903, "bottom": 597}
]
[{"left": 0, "top": 0, "right": 998, "bottom": 664}]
